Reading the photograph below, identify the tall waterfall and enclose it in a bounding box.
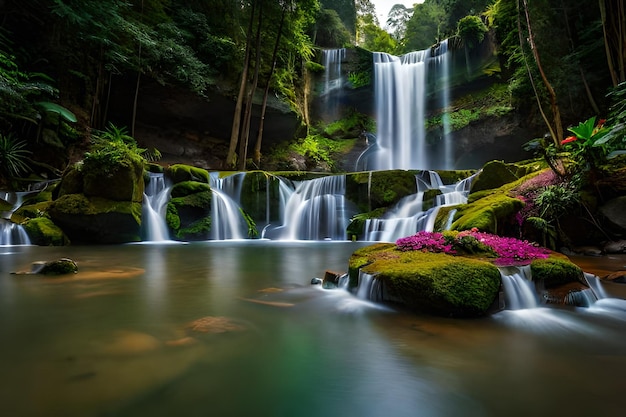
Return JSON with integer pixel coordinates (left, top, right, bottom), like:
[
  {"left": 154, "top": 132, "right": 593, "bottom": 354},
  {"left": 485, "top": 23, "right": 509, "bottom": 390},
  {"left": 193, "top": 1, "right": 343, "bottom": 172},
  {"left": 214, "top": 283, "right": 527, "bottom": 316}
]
[
  {"left": 363, "top": 170, "right": 475, "bottom": 242},
  {"left": 321, "top": 48, "right": 346, "bottom": 121},
  {"left": 367, "top": 40, "right": 452, "bottom": 171},
  {"left": 141, "top": 173, "right": 171, "bottom": 242}
]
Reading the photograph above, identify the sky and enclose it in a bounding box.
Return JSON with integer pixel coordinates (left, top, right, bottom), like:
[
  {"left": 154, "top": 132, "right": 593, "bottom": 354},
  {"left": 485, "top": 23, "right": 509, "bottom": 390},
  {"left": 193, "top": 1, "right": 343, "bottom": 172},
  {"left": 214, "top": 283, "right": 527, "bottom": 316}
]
[{"left": 370, "top": 0, "right": 424, "bottom": 26}]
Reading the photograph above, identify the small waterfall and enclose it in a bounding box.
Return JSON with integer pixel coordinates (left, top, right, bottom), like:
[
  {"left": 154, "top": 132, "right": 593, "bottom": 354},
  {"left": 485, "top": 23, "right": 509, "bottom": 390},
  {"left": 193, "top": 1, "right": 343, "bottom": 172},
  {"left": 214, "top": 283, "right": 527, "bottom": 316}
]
[
  {"left": 584, "top": 272, "right": 608, "bottom": 300},
  {"left": 498, "top": 265, "right": 538, "bottom": 309},
  {"left": 142, "top": 173, "right": 171, "bottom": 241},
  {"left": 367, "top": 41, "right": 452, "bottom": 170},
  {"left": 209, "top": 173, "right": 248, "bottom": 240},
  {"left": 268, "top": 175, "right": 354, "bottom": 240},
  {"left": 0, "top": 191, "right": 31, "bottom": 245},
  {"left": 363, "top": 171, "right": 474, "bottom": 242}
]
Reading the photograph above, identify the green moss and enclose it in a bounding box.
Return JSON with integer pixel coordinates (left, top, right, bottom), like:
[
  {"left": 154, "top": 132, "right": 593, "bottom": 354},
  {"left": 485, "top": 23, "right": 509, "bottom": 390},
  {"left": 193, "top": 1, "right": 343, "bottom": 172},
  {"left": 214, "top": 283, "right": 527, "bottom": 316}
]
[
  {"left": 23, "top": 217, "right": 68, "bottom": 246},
  {"left": 146, "top": 163, "right": 164, "bottom": 173},
  {"left": 12, "top": 201, "right": 53, "bottom": 222},
  {"left": 530, "top": 256, "right": 584, "bottom": 288},
  {"left": 434, "top": 170, "right": 476, "bottom": 184},
  {"left": 349, "top": 244, "right": 501, "bottom": 317},
  {"left": 166, "top": 164, "right": 209, "bottom": 184},
  {"left": 451, "top": 192, "right": 524, "bottom": 234},
  {"left": 368, "top": 170, "right": 417, "bottom": 209},
  {"left": 470, "top": 160, "right": 520, "bottom": 193},
  {"left": 170, "top": 181, "right": 211, "bottom": 198},
  {"left": 176, "top": 216, "right": 212, "bottom": 240},
  {"left": 56, "top": 164, "right": 84, "bottom": 197},
  {"left": 0, "top": 198, "right": 12, "bottom": 211},
  {"left": 38, "top": 258, "right": 78, "bottom": 275},
  {"left": 346, "top": 208, "right": 387, "bottom": 240},
  {"left": 422, "top": 189, "right": 443, "bottom": 211}
]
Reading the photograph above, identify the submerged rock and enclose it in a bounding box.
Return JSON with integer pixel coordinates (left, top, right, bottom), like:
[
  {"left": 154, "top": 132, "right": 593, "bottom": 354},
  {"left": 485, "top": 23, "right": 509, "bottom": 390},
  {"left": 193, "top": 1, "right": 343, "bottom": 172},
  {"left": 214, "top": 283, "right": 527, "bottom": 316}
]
[{"left": 16, "top": 257, "right": 79, "bottom": 276}]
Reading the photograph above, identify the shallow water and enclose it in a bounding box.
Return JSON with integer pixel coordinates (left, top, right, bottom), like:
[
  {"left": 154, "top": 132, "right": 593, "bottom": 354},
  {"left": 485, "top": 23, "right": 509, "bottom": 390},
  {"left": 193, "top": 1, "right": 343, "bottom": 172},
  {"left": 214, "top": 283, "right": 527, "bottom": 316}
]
[{"left": 1, "top": 242, "right": 625, "bottom": 417}]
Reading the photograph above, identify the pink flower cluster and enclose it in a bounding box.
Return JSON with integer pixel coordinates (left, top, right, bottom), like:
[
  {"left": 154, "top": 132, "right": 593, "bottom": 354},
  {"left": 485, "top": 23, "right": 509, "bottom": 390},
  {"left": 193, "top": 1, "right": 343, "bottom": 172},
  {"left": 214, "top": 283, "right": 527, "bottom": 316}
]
[
  {"left": 395, "top": 231, "right": 455, "bottom": 254},
  {"left": 396, "top": 228, "right": 550, "bottom": 266}
]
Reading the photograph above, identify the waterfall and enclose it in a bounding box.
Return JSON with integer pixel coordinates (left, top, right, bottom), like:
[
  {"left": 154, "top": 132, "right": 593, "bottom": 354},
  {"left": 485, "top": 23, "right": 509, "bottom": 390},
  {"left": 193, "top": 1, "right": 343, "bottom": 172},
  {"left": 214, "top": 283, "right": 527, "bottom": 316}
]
[
  {"left": 142, "top": 173, "right": 171, "bottom": 241},
  {"left": 209, "top": 172, "right": 248, "bottom": 240},
  {"left": 266, "top": 175, "right": 354, "bottom": 240},
  {"left": 320, "top": 48, "right": 346, "bottom": 121},
  {"left": 0, "top": 191, "right": 31, "bottom": 245},
  {"left": 498, "top": 265, "right": 539, "bottom": 309},
  {"left": 363, "top": 170, "right": 475, "bottom": 242},
  {"left": 584, "top": 272, "right": 608, "bottom": 299},
  {"left": 366, "top": 40, "right": 452, "bottom": 171}
]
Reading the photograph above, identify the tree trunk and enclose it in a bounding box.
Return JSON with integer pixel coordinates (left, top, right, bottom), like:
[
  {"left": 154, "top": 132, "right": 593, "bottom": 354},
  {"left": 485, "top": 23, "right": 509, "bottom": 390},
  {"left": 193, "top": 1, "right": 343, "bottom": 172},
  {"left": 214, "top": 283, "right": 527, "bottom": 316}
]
[
  {"left": 253, "top": 7, "right": 286, "bottom": 168},
  {"left": 238, "top": 0, "right": 264, "bottom": 171},
  {"left": 520, "top": 0, "right": 564, "bottom": 146},
  {"left": 131, "top": 0, "right": 144, "bottom": 138},
  {"left": 599, "top": 0, "right": 626, "bottom": 86},
  {"left": 226, "top": 1, "right": 256, "bottom": 168}
]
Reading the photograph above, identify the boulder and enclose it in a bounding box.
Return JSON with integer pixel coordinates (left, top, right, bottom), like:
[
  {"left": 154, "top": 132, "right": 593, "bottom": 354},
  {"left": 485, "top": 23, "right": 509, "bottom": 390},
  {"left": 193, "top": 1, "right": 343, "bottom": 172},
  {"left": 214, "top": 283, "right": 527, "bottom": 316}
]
[
  {"left": 348, "top": 243, "right": 501, "bottom": 317},
  {"left": 599, "top": 196, "right": 626, "bottom": 233},
  {"left": 470, "top": 160, "right": 519, "bottom": 193},
  {"left": 22, "top": 217, "right": 69, "bottom": 246},
  {"left": 166, "top": 186, "right": 212, "bottom": 240},
  {"left": 48, "top": 194, "right": 142, "bottom": 243},
  {"left": 34, "top": 258, "right": 78, "bottom": 276}
]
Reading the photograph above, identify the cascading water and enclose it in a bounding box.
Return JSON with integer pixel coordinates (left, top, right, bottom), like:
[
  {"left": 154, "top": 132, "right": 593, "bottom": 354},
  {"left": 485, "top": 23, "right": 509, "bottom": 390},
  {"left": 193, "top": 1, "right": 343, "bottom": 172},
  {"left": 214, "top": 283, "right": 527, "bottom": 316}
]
[
  {"left": 364, "top": 40, "right": 452, "bottom": 171},
  {"left": 363, "top": 170, "right": 476, "bottom": 242},
  {"left": 321, "top": 48, "right": 346, "bottom": 121},
  {"left": 208, "top": 172, "right": 248, "bottom": 240},
  {"left": 141, "top": 173, "right": 172, "bottom": 242},
  {"left": 498, "top": 265, "right": 539, "bottom": 310},
  {"left": 265, "top": 175, "right": 355, "bottom": 240},
  {"left": 0, "top": 191, "right": 31, "bottom": 246}
]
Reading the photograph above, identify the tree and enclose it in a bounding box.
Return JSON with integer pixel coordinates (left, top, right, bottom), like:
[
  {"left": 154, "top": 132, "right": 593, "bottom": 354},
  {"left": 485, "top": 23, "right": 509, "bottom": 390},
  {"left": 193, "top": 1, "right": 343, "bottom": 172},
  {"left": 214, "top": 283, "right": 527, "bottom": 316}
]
[
  {"left": 600, "top": 0, "right": 626, "bottom": 86},
  {"left": 387, "top": 4, "right": 413, "bottom": 41},
  {"left": 403, "top": 1, "right": 447, "bottom": 52}
]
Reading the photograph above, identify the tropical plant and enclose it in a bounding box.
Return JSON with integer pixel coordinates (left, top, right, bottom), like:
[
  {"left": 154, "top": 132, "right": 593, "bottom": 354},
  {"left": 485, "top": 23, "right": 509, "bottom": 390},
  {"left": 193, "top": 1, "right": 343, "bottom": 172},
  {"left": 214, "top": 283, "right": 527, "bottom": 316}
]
[
  {"left": 0, "top": 133, "right": 31, "bottom": 179},
  {"left": 560, "top": 116, "right": 609, "bottom": 173}
]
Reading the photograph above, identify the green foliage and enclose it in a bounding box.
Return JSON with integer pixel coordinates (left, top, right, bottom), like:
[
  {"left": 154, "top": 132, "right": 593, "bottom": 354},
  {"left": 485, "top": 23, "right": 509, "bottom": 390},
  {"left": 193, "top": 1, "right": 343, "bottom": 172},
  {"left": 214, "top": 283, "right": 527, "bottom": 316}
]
[
  {"left": 359, "top": 15, "right": 398, "bottom": 53},
  {"left": 316, "top": 8, "right": 352, "bottom": 47},
  {"left": 534, "top": 184, "right": 577, "bottom": 220},
  {"left": 456, "top": 15, "right": 488, "bottom": 48},
  {"left": 83, "top": 123, "right": 146, "bottom": 176},
  {"left": 402, "top": 1, "right": 446, "bottom": 52},
  {"left": 323, "top": 108, "right": 375, "bottom": 137},
  {"left": 347, "top": 71, "right": 370, "bottom": 88},
  {"left": 0, "top": 133, "right": 31, "bottom": 178}
]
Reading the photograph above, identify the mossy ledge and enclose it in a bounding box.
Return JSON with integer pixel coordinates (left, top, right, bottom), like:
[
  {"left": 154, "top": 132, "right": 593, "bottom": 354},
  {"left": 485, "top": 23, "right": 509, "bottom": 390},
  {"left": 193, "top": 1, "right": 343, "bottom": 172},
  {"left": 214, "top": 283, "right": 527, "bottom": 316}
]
[{"left": 348, "top": 243, "right": 501, "bottom": 317}]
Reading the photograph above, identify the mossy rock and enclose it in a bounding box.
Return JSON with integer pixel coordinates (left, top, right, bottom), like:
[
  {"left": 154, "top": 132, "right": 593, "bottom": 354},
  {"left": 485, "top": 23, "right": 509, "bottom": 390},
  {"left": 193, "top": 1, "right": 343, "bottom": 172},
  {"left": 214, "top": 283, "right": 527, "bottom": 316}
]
[
  {"left": 36, "top": 258, "right": 78, "bottom": 275},
  {"left": 22, "top": 217, "right": 69, "bottom": 246},
  {"left": 240, "top": 171, "right": 282, "bottom": 223},
  {"left": 451, "top": 192, "right": 524, "bottom": 234},
  {"left": 12, "top": 201, "right": 53, "bottom": 222},
  {"left": 166, "top": 190, "right": 213, "bottom": 240},
  {"left": 346, "top": 170, "right": 417, "bottom": 211},
  {"left": 470, "top": 160, "right": 520, "bottom": 193},
  {"left": 165, "top": 164, "right": 210, "bottom": 184},
  {"left": 48, "top": 194, "right": 142, "bottom": 243},
  {"left": 346, "top": 207, "right": 387, "bottom": 240},
  {"left": 1, "top": 197, "right": 13, "bottom": 212},
  {"left": 434, "top": 170, "right": 476, "bottom": 184},
  {"left": 422, "top": 188, "right": 443, "bottom": 211},
  {"left": 530, "top": 255, "right": 584, "bottom": 288},
  {"left": 146, "top": 163, "right": 164, "bottom": 173},
  {"left": 83, "top": 156, "right": 145, "bottom": 202},
  {"left": 170, "top": 181, "right": 211, "bottom": 198},
  {"left": 55, "top": 164, "right": 84, "bottom": 198},
  {"left": 349, "top": 243, "right": 501, "bottom": 317}
]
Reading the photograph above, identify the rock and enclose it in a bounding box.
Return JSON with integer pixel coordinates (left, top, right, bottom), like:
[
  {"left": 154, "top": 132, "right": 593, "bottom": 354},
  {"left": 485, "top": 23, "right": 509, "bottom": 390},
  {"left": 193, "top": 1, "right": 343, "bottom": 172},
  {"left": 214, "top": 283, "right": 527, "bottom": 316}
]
[
  {"left": 470, "top": 160, "right": 519, "bottom": 193},
  {"left": 348, "top": 243, "right": 502, "bottom": 317},
  {"left": 22, "top": 217, "right": 69, "bottom": 246},
  {"left": 185, "top": 316, "right": 247, "bottom": 334},
  {"left": 310, "top": 277, "right": 323, "bottom": 285},
  {"left": 35, "top": 258, "right": 78, "bottom": 276},
  {"left": 572, "top": 245, "right": 604, "bottom": 256},
  {"left": 604, "top": 240, "right": 626, "bottom": 254},
  {"left": 603, "top": 271, "right": 626, "bottom": 283},
  {"left": 599, "top": 196, "right": 626, "bottom": 232},
  {"left": 322, "top": 270, "right": 344, "bottom": 286}
]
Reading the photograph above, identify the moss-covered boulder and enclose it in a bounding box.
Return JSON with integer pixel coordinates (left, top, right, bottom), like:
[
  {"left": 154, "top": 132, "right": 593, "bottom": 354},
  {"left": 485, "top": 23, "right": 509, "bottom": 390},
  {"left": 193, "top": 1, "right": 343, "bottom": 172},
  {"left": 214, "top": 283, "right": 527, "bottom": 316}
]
[
  {"left": 530, "top": 255, "right": 585, "bottom": 287},
  {"left": 470, "top": 160, "right": 520, "bottom": 193},
  {"left": 166, "top": 186, "right": 212, "bottom": 240},
  {"left": 348, "top": 243, "right": 501, "bottom": 317},
  {"left": 22, "top": 217, "right": 69, "bottom": 246},
  {"left": 165, "top": 164, "right": 210, "bottom": 184},
  {"left": 346, "top": 170, "right": 418, "bottom": 212},
  {"left": 48, "top": 194, "right": 142, "bottom": 243},
  {"left": 36, "top": 258, "right": 78, "bottom": 276},
  {"left": 83, "top": 157, "right": 145, "bottom": 202},
  {"left": 451, "top": 191, "right": 524, "bottom": 234}
]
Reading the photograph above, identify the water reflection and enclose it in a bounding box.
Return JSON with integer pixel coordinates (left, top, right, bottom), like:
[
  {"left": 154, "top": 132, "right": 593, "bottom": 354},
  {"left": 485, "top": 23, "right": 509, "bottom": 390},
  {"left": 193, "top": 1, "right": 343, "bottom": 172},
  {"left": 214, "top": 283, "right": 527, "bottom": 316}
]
[{"left": 0, "top": 242, "right": 625, "bottom": 417}]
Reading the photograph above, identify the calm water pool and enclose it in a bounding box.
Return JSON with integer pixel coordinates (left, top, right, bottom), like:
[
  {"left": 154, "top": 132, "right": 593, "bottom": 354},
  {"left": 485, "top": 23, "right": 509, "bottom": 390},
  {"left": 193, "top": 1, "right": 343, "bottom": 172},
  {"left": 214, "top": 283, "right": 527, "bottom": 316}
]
[{"left": 1, "top": 241, "right": 625, "bottom": 417}]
